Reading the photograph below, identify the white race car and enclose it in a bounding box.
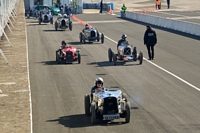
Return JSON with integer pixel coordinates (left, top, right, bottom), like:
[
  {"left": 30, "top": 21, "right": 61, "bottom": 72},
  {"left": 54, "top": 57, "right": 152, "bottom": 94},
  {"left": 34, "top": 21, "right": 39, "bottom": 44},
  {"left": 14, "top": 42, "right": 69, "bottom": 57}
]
[{"left": 84, "top": 88, "right": 131, "bottom": 124}]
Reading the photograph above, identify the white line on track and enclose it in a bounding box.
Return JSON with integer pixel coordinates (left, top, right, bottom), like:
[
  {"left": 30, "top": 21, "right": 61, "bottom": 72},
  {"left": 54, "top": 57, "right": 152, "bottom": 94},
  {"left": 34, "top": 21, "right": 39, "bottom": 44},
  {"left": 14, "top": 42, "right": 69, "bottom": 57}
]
[
  {"left": 23, "top": 4, "right": 33, "bottom": 133},
  {"left": 104, "top": 36, "right": 200, "bottom": 92}
]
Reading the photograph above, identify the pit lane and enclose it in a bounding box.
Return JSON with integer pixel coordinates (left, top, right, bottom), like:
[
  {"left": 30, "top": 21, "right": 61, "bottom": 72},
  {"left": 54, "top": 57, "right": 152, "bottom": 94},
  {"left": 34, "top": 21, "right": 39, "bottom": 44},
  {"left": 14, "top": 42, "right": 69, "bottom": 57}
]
[{"left": 27, "top": 13, "right": 200, "bottom": 133}]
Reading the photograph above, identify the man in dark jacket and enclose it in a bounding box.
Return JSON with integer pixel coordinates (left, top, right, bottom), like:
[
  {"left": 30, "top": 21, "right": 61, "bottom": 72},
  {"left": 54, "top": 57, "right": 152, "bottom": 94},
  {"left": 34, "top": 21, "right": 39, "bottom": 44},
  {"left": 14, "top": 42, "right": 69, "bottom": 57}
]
[
  {"left": 167, "top": 0, "right": 170, "bottom": 9},
  {"left": 65, "top": 6, "right": 72, "bottom": 16},
  {"left": 100, "top": 0, "right": 103, "bottom": 13},
  {"left": 144, "top": 25, "right": 157, "bottom": 60}
]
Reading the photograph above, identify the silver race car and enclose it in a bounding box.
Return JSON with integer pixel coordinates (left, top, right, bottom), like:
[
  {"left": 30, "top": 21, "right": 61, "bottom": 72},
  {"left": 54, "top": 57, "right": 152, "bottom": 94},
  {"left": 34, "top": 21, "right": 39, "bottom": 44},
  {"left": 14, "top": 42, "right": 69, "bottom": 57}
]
[
  {"left": 54, "top": 14, "right": 72, "bottom": 31},
  {"left": 38, "top": 10, "right": 53, "bottom": 25},
  {"left": 84, "top": 88, "right": 131, "bottom": 124},
  {"left": 108, "top": 42, "right": 143, "bottom": 65},
  {"left": 79, "top": 28, "right": 104, "bottom": 44}
]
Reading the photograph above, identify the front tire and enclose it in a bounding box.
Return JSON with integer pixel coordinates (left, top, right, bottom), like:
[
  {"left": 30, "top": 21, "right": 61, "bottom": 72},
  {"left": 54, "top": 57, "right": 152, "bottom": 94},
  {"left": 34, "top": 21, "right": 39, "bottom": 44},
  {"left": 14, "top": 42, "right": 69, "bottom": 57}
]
[
  {"left": 101, "top": 33, "right": 104, "bottom": 44},
  {"left": 84, "top": 95, "right": 90, "bottom": 116},
  {"left": 125, "top": 102, "right": 131, "bottom": 123},
  {"left": 78, "top": 53, "right": 81, "bottom": 64},
  {"left": 91, "top": 102, "right": 96, "bottom": 124},
  {"left": 108, "top": 48, "right": 112, "bottom": 62},
  {"left": 69, "top": 22, "right": 72, "bottom": 31}
]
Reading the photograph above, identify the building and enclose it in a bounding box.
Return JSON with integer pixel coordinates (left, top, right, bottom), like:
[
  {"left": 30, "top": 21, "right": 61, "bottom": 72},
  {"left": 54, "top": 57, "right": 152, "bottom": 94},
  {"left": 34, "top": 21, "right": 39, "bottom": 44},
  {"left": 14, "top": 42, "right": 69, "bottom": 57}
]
[{"left": 24, "top": 0, "right": 82, "bottom": 13}]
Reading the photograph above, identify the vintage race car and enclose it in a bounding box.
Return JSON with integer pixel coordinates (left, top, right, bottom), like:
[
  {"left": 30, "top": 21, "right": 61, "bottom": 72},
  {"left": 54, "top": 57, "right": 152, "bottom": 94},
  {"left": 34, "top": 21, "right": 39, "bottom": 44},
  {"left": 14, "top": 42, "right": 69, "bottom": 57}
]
[
  {"left": 54, "top": 14, "right": 72, "bottom": 31},
  {"left": 79, "top": 28, "right": 104, "bottom": 44},
  {"left": 108, "top": 42, "right": 143, "bottom": 65},
  {"left": 38, "top": 11, "right": 53, "bottom": 25},
  {"left": 56, "top": 46, "right": 81, "bottom": 64},
  {"left": 84, "top": 88, "right": 131, "bottom": 124}
]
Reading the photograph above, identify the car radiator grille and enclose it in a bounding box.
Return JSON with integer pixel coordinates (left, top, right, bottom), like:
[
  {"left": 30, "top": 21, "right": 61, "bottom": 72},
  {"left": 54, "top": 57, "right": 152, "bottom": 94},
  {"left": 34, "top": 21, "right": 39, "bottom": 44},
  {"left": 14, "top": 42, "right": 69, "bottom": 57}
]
[
  {"left": 44, "top": 15, "right": 48, "bottom": 20},
  {"left": 90, "top": 31, "right": 95, "bottom": 37},
  {"left": 103, "top": 97, "right": 118, "bottom": 114},
  {"left": 61, "top": 20, "right": 66, "bottom": 26},
  {"left": 66, "top": 52, "right": 73, "bottom": 63},
  {"left": 124, "top": 48, "right": 131, "bottom": 55}
]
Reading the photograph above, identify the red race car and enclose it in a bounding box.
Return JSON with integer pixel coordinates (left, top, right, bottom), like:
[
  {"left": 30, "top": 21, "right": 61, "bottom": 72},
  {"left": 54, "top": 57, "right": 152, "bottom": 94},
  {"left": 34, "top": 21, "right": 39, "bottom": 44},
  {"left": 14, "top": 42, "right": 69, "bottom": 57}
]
[{"left": 56, "top": 46, "right": 81, "bottom": 64}]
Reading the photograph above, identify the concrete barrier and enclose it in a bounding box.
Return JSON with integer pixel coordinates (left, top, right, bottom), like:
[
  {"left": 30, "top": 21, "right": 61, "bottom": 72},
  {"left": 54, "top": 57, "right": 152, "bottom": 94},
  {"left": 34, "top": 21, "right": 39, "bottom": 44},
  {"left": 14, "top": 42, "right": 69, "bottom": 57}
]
[
  {"left": 83, "top": 2, "right": 114, "bottom": 10},
  {"left": 124, "top": 11, "right": 200, "bottom": 36}
]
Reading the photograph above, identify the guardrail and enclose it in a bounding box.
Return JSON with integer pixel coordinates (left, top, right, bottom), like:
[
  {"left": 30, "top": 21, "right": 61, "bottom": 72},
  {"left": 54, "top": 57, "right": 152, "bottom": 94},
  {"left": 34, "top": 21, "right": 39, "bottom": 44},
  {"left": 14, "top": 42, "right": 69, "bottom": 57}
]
[
  {"left": 0, "top": 0, "right": 20, "bottom": 63},
  {"left": 124, "top": 11, "right": 200, "bottom": 36}
]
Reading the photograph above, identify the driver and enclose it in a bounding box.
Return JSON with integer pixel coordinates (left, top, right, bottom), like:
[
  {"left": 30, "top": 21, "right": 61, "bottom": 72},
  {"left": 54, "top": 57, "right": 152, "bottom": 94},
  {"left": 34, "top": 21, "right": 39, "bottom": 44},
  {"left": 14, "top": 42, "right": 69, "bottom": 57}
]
[
  {"left": 63, "top": 14, "right": 68, "bottom": 18},
  {"left": 85, "top": 23, "right": 90, "bottom": 30},
  {"left": 117, "top": 34, "right": 129, "bottom": 49},
  {"left": 59, "top": 40, "right": 67, "bottom": 58},
  {"left": 91, "top": 77, "right": 105, "bottom": 94}
]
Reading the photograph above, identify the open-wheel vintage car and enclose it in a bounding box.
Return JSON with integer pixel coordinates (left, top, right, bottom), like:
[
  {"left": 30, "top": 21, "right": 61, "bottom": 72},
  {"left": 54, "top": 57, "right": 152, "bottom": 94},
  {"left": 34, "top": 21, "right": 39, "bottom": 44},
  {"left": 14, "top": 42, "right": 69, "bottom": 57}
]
[
  {"left": 38, "top": 11, "right": 53, "bottom": 25},
  {"left": 79, "top": 27, "right": 104, "bottom": 44},
  {"left": 108, "top": 42, "right": 143, "bottom": 65},
  {"left": 84, "top": 88, "right": 131, "bottom": 124},
  {"left": 54, "top": 14, "right": 72, "bottom": 31},
  {"left": 56, "top": 46, "right": 81, "bottom": 64}
]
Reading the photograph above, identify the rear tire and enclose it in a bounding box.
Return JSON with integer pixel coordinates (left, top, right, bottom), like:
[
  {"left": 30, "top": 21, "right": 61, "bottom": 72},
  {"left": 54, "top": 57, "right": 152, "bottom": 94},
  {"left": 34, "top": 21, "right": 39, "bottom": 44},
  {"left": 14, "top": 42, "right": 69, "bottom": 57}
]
[
  {"left": 79, "top": 32, "right": 82, "bottom": 42},
  {"left": 108, "top": 48, "right": 112, "bottom": 62},
  {"left": 138, "top": 51, "right": 143, "bottom": 65},
  {"left": 55, "top": 22, "right": 58, "bottom": 31}
]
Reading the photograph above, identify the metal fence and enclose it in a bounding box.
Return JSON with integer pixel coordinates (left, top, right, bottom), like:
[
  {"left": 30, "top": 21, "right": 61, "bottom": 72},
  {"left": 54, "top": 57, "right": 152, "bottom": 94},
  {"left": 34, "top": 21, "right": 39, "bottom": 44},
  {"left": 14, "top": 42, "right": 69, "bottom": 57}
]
[{"left": 0, "top": 0, "right": 20, "bottom": 63}]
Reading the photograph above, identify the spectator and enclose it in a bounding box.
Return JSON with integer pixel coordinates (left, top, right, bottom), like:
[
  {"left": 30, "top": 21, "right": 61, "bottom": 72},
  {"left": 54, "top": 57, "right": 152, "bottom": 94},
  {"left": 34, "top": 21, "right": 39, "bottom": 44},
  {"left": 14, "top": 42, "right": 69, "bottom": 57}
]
[
  {"left": 74, "top": 2, "right": 78, "bottom": 14},
  {"left": 121, "top": 4, "right": 127, "bottom": 17},
  {"left": 143, "top": 25, "right": 157, "bottom": 60},
  {"left": 156, "top": 0, "right": 161, "bottom": 9}
]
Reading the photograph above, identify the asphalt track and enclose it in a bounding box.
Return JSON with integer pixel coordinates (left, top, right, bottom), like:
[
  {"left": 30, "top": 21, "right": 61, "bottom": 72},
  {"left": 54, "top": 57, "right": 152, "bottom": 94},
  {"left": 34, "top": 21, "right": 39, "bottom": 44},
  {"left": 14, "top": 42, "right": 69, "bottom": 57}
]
[{"left": 26, "top": 12, "right": 200, "bottom": 133}]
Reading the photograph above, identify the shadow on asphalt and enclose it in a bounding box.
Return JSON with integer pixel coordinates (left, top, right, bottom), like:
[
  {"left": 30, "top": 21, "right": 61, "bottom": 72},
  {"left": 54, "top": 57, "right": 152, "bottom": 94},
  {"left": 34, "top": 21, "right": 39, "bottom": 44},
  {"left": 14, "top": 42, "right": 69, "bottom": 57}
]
[
  {"left": 87, "top": 61, "right": 141, "bottom": 67},
  {"left": 26, "top": 23, "right": 47, "bottom": 26},
  {"left": 117, "top": 17, "right": 200, "bottom": 41},
  {"left": 39, "top": 61, "right": 79, "bottom": 65},
  {"left": 46, "top": 114, "right": 129, "bottom": 128},
  {"left": 43, "top": 29, "right": 66, "bottom": 32},
  {"left": 67, "top": 41, "right": 103, "bottom": 45}
]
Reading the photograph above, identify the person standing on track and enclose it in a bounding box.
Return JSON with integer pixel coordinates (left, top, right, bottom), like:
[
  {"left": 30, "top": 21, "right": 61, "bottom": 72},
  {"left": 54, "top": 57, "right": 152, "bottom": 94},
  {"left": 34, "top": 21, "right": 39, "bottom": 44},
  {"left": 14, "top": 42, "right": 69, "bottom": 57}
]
[
  {"left": 167, "top": 0, "right": 170, "bottom": 9},
  {"left": 143, "top": 25, "right": 157, "bottom": 60},
  {"left": 100, "top": 0, "right": 103, "bottom": 13}
]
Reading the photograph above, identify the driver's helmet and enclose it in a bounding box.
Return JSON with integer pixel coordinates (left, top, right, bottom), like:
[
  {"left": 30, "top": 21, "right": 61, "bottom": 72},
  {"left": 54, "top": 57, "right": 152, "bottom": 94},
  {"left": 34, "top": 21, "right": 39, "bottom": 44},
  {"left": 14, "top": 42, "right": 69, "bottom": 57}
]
[
  {"left": 58, "top": 14, "right": 62, "bottom": 18},
  {"left": 63, "top": 14, "right": 68, "bottom": 18},
  {"left": 95, "top": 77, "right": 104, "bottom": 86},
  {"left": 85, "top": 23, "right": 89, "bottom": 29},
  {"left": 121, "top": 34, "right": 127, "bottom": 40},
  {"left": 61, "top": 40, "right": 66, "bottom": 46}
]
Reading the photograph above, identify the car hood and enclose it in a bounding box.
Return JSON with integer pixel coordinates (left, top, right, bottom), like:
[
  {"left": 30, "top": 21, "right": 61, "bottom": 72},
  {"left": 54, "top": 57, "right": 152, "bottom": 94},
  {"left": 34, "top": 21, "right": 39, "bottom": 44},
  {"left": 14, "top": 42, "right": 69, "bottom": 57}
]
[{"left": 51, "top": 7, "right": 60, "bottom": 12}]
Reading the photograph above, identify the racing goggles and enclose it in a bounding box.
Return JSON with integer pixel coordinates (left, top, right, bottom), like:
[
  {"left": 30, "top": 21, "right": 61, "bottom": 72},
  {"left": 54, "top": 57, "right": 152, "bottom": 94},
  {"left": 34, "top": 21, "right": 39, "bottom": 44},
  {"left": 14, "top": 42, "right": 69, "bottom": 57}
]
[{"left": 96, "top": 81, "right": 103, "bottom": 84}]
